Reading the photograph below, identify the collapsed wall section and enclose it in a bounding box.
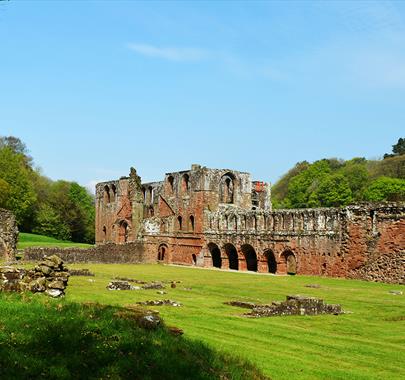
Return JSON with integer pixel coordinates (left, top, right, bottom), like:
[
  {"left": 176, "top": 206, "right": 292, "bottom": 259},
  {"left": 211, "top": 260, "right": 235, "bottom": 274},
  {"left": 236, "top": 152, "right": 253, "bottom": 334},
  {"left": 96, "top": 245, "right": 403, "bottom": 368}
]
[{"left": 0, "top": 208, "right": 18, "bottom": 261}]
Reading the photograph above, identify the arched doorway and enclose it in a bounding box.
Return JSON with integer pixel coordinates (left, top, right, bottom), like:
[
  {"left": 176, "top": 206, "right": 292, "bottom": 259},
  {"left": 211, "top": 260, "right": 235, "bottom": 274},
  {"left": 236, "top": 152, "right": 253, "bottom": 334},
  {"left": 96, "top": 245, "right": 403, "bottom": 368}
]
[
  {"left": 208, "top": 243, "right": 221, "bottom": 268},
  {"left": 282, "top": 250, "right": 297, "bottom": 275},
  {"left": 118, "top": 220, "right": 129, "bottom": 243},
  {"left": 158, "top": 244, "right": 167, "bottom": 261},
  {"left": 264, "top": 249, "right": 277, "bottom": 274},
  {"left": 241, "top": 244, "right": 257, "bottom": 272},
  {"left": 220, "top": 173, "right": 235, "bottom": 204},
  {"left": 224, "top": 243, "right": 239, "bottom": 270}
]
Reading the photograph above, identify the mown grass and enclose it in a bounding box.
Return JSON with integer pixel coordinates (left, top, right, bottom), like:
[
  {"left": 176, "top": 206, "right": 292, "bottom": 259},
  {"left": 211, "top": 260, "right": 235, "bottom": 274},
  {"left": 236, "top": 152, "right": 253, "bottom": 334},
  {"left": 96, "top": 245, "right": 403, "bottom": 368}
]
[
  {"left": 0, "top": 292, "right": 266, "bottom": 380},
  {"left": 58, "top": 264, "right": 405, "bottom": 380},
  {"left": 17, "top": 233, "right": 93, "bottom": 249}
]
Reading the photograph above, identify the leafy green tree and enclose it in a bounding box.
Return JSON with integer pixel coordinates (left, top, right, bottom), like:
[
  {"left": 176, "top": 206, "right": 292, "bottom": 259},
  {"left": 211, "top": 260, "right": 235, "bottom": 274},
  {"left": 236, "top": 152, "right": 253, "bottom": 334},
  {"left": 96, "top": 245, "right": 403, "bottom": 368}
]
[
  {"left": 0, "top": 135, "right": 33, "bottom": 168},
  {"left": 32, "top": 204, "right": 71, "bottom": 240},
  {"left": 363, "top": 177, "right": 405, "bottom": 202},
  {"left": 285, "top": 160, "right": 331, "bottom": 208},
  {"left": 392, "top": 138, "right": 405, "bottom": 156},
  {"left": 271, "top": 161, "right": 309, "bottom": 208},
  {"left": 0, "top": 147, "right": 36, "bottom": 225},
  {"left": 308, "top": 174, "right": 353, "bottom": 207},
  {"left": 339, "top": 159, "right": 369, "bottom": 200},
  {"left": 0, "top": 178, "right": 11, "bottom": 208}
]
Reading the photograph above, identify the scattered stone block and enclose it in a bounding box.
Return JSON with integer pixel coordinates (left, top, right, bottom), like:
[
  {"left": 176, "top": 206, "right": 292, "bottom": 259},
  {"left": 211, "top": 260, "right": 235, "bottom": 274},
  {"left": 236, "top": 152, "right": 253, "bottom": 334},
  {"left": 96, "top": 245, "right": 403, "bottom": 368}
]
[
  {"left": 389, "top": 290, "right": 403, "bottom": 295},
  {"left": 226, "top": 295, "right": 343, "bottom": 317},
  {"left": 0, "top": 255, "right": 69, "bottom": 297},
  {"left": 70, "top": 269, "right": 95, "bottom": 276},
  {"left": 136, "top": 300, "right": 182, "bottom": 307}
]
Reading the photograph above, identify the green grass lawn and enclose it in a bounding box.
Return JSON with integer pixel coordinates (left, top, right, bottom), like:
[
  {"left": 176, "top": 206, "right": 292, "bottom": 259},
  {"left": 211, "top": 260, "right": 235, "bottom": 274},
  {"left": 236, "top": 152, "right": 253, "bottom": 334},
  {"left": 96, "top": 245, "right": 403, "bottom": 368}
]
[
  {"left": 17, "top": 233, "right": 93, "bottom": 249},
  {"left": 58, "top": 264, "right": 405, "bottom": 380},
  {"left": 0, "top": 293, "right": 265, "bottom": 380}
]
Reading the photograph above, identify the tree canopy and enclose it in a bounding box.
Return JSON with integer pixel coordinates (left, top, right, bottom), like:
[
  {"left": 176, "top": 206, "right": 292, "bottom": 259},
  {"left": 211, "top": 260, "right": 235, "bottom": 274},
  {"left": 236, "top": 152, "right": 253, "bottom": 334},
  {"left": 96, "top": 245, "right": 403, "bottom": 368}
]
[
  {"left": 0, "top": 136, "right": 95, "bottom": 243},
  {"left": 272, "top": 138, "right": 405, "bottom": 209}
]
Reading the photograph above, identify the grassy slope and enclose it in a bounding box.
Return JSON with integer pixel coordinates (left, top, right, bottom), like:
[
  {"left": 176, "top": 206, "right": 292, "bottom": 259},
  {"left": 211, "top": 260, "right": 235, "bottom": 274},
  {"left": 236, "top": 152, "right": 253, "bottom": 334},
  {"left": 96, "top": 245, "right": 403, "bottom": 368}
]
[
  {"left": 0, "top": 293, "right": 265, "bottom": 380},
  {"left": 17, "top": 233, "right": 93, "bottom": 249},
  {"left": 60, "top": 264, "right": 405, "bottom": 380}
]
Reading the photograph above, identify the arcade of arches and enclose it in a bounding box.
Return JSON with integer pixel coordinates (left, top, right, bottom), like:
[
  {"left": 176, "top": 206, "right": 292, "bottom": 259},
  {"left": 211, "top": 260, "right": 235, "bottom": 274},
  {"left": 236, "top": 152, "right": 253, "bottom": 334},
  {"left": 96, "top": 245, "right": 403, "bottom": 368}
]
[{"left": 206, "top": 242, "right": 295, "bottom": 275}]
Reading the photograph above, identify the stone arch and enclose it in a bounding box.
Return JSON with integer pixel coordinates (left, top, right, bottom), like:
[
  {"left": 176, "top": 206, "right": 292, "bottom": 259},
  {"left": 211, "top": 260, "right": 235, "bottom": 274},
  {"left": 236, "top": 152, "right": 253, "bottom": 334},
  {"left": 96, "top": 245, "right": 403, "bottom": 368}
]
[
  {"left": 224, "top": 243, "right": 238, "bottom": 270},
  {"left": 220, "top": 173, "right": 235, "bottom": 204},
  {"left": 118, "top": 220, "right": 129, "bottom": 243},
  {"left": 177, "top": 216, "right": 183, "bottom": 231},
  {"left": 167, "top": 175, "right": 174, "bottom": 194},
  {"left": 158, "top": 244, "right": 167, "bottom": 261},
  {"left": 103, "top": 185, "right": 111, "bottom": 203},
  {"left": 241, "top": 244, "right": 257, "bottom": 271},
  {"left": 111, "top": 184, "right": 117, "bottom": 202},
  {"left": 148, "top": 186, "right": 153, "bottom": 204},
  {"left": 142, "top": 187, "right": 146, "bottom": 202},
  {"left": 189, "top": 215, "right": 195, "bottom": 231},
  {"left": 192, "top": 254, "right": 197, "bottom": 265},
  {"left": 264, "top": 249, "right": 277, "bottom": 274},
  {"left": 208, "top": 243, "right": 221, "bottom": 268},
  {"left": 181, "top": 173, "right": 190, "bottom": 193},
  {"left": 281, "top": 250, "right": 297, "bottom": 275},
  {"left": 102, "top": 226, "right": 107, "bottom": 242}
]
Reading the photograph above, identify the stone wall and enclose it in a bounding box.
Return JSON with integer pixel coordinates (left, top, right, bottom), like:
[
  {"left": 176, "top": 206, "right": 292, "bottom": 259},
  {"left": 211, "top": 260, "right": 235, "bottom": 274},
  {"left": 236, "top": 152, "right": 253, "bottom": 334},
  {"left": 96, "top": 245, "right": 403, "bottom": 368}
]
[
  {"left": 348, "top": 251, "right": 404, "bottom": 284},
  {"left": 24, "top": 242, "right": 152, "bottom": 264},
  {"left": 0, "top": 208, "right": 18, "bottom": 261}
]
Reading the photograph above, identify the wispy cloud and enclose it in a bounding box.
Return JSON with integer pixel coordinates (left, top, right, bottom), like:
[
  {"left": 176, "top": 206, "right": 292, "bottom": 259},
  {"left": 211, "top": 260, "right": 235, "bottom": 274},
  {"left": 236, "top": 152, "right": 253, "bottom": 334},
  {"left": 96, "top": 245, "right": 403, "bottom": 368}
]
[{"left": 127, "top": 43, "right": 210, "bottom": 62}]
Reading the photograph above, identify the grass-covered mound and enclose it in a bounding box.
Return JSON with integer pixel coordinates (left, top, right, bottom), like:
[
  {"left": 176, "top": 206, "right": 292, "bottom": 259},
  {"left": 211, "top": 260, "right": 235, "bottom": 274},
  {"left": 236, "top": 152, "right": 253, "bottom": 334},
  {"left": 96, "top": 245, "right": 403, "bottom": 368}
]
[
  {"left": 17, "top": 233, "right": 93, "bottom": 249},
  {"left": 0, "top": 293, "right": 266, "bottom": 380}
]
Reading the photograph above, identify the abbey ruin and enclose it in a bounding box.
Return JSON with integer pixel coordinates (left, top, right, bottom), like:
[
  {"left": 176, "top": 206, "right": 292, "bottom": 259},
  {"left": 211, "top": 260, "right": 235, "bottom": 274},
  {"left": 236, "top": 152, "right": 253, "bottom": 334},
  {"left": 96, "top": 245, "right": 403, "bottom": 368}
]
[{"left": 95, "top": 165, "right": 405, "bottom": 282}]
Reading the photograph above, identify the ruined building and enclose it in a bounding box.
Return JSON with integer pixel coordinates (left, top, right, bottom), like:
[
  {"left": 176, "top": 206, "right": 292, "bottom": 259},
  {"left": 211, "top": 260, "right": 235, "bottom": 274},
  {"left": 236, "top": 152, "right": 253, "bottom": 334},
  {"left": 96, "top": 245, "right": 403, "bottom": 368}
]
[
  {"left": 95, "top": 165, "right": 405, "bottom": 280},
  {"left": 0, "top": 208, "right": 18, "bottom": 261}
]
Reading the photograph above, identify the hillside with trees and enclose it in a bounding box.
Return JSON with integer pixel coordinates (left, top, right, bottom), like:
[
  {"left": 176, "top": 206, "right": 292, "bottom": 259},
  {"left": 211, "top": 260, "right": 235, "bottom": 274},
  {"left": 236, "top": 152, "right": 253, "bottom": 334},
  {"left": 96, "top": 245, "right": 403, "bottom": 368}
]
[
  {"left": 0, "top": 136, "right": 95, "bottom": 243},
  {"left": 272, "top": 138, "right": 405, "bottom": 209}
]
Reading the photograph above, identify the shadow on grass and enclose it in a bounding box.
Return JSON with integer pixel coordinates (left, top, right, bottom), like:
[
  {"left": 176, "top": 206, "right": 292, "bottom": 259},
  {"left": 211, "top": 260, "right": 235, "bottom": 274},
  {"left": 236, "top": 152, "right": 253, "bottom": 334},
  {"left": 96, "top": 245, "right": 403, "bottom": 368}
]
[{"left": 0, "top": 293, "right": 267, "bottom": 380}]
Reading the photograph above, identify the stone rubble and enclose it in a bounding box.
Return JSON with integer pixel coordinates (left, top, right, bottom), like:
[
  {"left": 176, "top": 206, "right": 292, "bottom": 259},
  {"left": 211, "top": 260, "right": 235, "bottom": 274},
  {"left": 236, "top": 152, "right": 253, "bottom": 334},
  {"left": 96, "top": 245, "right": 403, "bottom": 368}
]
[
  {"left": 226, "top": 295, "right": 343, "bottom": 317},
  {"left": 0, "top": 255, "right": 69, "bottom": 297},
  {"left": 348, "top": 251, "right": 405, "bottom": 285},
  {"left": 106, "top": 280, "right": 166, "bottom": 290},
  {"left": 69, "top": 268, "right": 95, "bottom": 276},
  {"left": 136, "top": 299, "right": 182, "bottom": 307}
]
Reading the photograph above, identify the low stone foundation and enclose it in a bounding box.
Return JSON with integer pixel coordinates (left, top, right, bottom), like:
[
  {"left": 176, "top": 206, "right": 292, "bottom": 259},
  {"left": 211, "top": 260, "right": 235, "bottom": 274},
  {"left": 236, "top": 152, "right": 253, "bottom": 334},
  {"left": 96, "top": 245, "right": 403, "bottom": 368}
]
[
  {"left": 226, "top": 295, "right": 343, "bottom": 317},
  {"left": 23, "top": 242, "right": 150, "bottom": 264}
]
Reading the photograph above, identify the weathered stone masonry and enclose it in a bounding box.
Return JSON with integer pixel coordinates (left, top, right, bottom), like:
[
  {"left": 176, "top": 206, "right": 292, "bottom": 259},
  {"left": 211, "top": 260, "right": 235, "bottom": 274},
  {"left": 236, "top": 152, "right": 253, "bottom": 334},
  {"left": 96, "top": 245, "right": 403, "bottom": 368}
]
[
  {"left": 95, "top": 165, "right": 405, "bottom": 282},
  {"left": 0, "top": 208, "right": 18, "bottom": 261}
]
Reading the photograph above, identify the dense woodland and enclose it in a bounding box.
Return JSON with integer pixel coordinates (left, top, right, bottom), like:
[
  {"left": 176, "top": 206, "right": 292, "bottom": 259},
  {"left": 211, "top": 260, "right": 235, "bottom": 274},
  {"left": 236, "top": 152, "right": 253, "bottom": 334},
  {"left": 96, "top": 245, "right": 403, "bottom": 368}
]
[
  {"left": 0, "top": 136, "right": 95, "bottom": 243},
  {"left": 272, "top": 138, "right": 405, "bottom": 209}
]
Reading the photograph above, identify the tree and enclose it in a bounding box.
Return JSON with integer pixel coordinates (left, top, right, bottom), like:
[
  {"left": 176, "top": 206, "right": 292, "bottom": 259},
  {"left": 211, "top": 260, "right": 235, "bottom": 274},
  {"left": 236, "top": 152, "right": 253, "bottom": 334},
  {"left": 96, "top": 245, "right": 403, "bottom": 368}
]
[
  {"left": 285, "top": 160, "right": 332, "bottom": 208},
  {"left": 339, "top": 159, "right": 369, "bottom": 200},
  {"left": 0, "top": 178, "right": 11, "bottom": 208},
  {"left": 308, "top": 174, "right": 353, "bottom": 207},
  {"left": 32, "top": 204, "right": 71, "bottom": 240},
  {"left": 0, "top": 135, "right": 33, "bottom": 167},
  {"left": 0, "top": 147, "right": 36, "bottom": 225},
  {"left": 392, "top": 138, "right": 405, "bottom": 156},
  {"left": 364, "top": 177, "right": 405, "bottom": 202},
  {"left": 384, "top": 137, "right": 405, "bottom": 159}
]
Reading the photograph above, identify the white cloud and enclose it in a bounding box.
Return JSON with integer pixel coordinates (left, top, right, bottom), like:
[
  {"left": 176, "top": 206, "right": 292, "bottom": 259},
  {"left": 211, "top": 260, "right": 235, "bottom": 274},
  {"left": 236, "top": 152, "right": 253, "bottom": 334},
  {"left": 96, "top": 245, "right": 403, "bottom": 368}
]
[{"left": 127, "top": 43, "right": 210, "bottom": 62}]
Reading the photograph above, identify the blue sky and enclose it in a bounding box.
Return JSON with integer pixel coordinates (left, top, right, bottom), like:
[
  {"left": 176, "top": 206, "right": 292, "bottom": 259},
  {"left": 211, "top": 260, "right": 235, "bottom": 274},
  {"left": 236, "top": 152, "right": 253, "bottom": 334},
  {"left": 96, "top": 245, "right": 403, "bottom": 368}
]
[{"left": 1, "top": 1, "right": 404, "bottom": 192}]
